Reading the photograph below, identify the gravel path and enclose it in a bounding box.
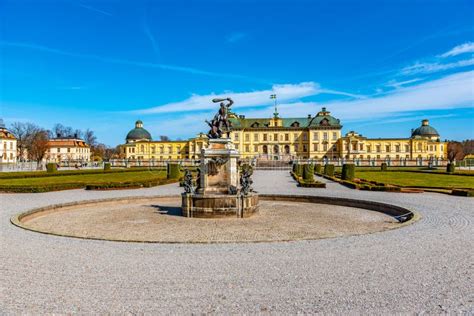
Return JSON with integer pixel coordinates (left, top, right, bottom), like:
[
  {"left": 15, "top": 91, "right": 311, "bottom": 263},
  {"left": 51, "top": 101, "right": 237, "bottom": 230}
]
[{"left": 1, "top": 171, "right": 473, "bottom": 314}]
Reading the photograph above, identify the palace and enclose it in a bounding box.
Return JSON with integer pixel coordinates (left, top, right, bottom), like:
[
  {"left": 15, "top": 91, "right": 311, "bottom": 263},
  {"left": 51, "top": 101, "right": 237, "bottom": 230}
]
[
  {"left": 119, "top": 108, "right": 447, "bottom": 162},
  {"left": 0, "top": 119, "right": 17, "bottom": 164}
]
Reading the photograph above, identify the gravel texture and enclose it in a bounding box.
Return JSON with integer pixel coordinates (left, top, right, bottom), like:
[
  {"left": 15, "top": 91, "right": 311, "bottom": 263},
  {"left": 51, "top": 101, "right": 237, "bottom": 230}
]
[
  {"left": 19, "top": 198, "right": 397, "bottom": 243},
  {"left": 1, "top": 170, "right": 473, "bottom": 314}
]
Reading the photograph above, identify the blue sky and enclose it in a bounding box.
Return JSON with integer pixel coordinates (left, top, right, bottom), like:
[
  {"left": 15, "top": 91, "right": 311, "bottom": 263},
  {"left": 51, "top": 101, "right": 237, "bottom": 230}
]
[{"left": 1, "top": 0, "right": 473, "bottom": 146}]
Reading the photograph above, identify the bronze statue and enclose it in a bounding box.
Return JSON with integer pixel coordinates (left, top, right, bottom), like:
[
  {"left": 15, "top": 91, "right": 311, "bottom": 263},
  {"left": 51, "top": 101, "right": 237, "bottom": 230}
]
[{"left": 206, "top": 98, "right": 233, "bottom": 138}]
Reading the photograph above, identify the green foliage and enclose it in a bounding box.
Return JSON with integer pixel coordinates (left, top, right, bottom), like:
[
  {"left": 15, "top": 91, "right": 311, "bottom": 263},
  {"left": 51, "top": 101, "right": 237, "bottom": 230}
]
[
  {"left": 381, "top": 163, "right": 388, "bottom": 171},
  {"left": 294, "top": 164, "right": 304, "bottom": 177},
  {"left": 104, "top": 162, "right": 111, "bottom": 171},
  {"left": 451, "top": 189, "right": 474, "bottom": 197},
  {"left": 167, "top": 163, "right": 181, "bottom": 179},
  {"left": 46, "top": 163, "right": 57, "bottom": 173},
  {"left": 446, "top": 163, "right": 455, "bottom": 173},
  {"left": 324, "top": 164, "right": 335, "bottom": 177},
  {"left": 0, "top": 170, "right": 171, "bottom": 193},
  {"left": 292, "top": 163, "right": 297, "bottom": 173},
  {"left": 314, "top": 164, "right": 322, "bottom": 174},
  {"left": 303, "top": 163, "right": 314, "bottom": 182},
  {"left": 0, "top": 168, "right": 166, "bottom": 180},
  {"left": 341, "top": 164, "right": 355, "bottom": 181}
]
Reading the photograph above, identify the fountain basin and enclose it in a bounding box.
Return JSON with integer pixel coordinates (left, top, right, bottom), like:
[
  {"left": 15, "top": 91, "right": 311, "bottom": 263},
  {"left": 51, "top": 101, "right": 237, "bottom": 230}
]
[{"left": 182, "top": 193, "right": 259, "bottom": 218}]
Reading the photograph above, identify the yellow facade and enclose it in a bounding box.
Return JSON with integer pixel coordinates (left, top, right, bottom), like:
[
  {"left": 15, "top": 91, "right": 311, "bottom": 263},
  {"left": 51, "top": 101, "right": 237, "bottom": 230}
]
[{"left": 119, "top": 110, "right": 447, "bottom": 161}]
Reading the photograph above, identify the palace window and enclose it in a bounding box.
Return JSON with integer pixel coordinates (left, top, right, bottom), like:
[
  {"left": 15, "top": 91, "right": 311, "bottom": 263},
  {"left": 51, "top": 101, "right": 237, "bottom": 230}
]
[
  {"left": 245, "top": 133, "right": 250, "bottom": 142},
  {"left": 10, "top": 142, "right": 13, "bottom": 149},
  {"left": 313, "top": 144, "right": 318, "bottom": 151},
  {"left": 274, "top": 133, "right": 278, "bottom": 142},
  {"left": 302, "top": 133, "right": 307, "bottom": 141},
  {"left": 160, "top": 146, "right": 164, "bottom": 154},
  {"left": 177, "top": 146, "right": 181, "bottom": 153},
  {"left": 57, "top": 148, "right": 60, "bottom": 153},
  {"left": 234, "top": 133, "right": 239, "bottom": 141},
  {"left": 151, "top": 146, "right": 156, "bottom": 154},
  {"left": 417, "top": 143, "right": 422, "bottom": 151},
  {"left": 141, "top": 145, "right": 145, "bottom": 152},
  {"left": 294, "top": 144, "right": 299, "bottom": 151},
  {"left": 168, "top": 146, "right": 172, "bottom": 153},
  {"left": 359, "top": 144, "right": 364, "bottom": 151},
  {"left": 385, "top": 145, "right": 390, "bottom": 152},
  {"left": 352, "top": 143, "right": 357, "bottom": 150},
  {"left": 376, "top": 145, "right": 381, "bottom": 153},
  {"left": 294, "top": 133, "right": 298, "bottom": 140},
  {"left": 332, "top": 132, "right": 337, "bottom": 140},
  {"left": 303, "top": 144, "right": 307, "bottom": 152},
  {"left": 313, "top": 132, "right": 319, "bottom": 140},
  {"left": 67, "top": 148, "right": 71, "bottom": 153},
  {"left": 405, "top": 145, "right": 409, "bottom": 152},
  {"left": 254, "top": 133, "right": 259, "bottom": 141},
  {"left": 367, "top": 145, "right": 371, "bottom": 152},
  {"left": 323, "top": 132, "right": 328, "bottom": 140},
  {"left": 263, "top": 134, "right": 267, "bottom": 141},
  {"left": 254, "top": 145, "right": 258, "bottom": 152},
  {"left": 323, "top": 143, "right": 328, "bottom": 151},
  {"left": 395, "top": 145, "right": 400, "bottom": 152}
]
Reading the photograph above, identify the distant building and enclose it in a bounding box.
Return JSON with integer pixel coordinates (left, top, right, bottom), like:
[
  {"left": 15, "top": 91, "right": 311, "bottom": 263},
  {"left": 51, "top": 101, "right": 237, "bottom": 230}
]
[
  {"left": 119, "top": 109, "right": 447, "bottom": 162},
  {"left": 119, "top": 120, "right": 207, "bottom": 160},
  {"left": 45, "top": 134, "right": 91, "bottom": 162},
  {"left": 0, "top": 119, "right": 17, "bottom": 163}
]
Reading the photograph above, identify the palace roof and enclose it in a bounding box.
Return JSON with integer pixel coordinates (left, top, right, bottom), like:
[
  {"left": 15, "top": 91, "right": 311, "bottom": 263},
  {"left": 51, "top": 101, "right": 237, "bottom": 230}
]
[{"left": 229, "top": 107, "right": 341, "bottom": 129}]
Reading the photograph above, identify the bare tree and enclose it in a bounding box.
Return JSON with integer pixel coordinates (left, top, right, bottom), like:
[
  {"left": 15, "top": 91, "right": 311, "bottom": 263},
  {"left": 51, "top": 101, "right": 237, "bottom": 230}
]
[
  {"left": 159, "top": 135, "right": 170, "bottom": 141},
  {"left": 83, "top": 129, "right": 97, "bottom": 146},
  {"left": 27, "top": 129, "right": 49, "bottom": 165},
  {"left": 10, "top": 122, "right": 42, "bottom": 161},
  {"left": 447, "top": 141, "right": 465, "bottom": 162},
  {"left": 462, "top": 139, "right": 474, "bottom": 155}
]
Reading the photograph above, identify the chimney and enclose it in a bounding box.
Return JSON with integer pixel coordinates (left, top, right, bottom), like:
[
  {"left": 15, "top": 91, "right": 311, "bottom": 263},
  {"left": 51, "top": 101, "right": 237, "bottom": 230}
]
[{"left": 422, "top": 119, "right": 429, "bottom": 126}]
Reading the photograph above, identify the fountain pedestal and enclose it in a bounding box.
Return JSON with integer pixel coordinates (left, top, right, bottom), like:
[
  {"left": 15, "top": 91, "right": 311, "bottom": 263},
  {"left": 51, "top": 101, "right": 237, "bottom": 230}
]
[{"left": 182, "top": 138, "right": 259, "bottom": 218}]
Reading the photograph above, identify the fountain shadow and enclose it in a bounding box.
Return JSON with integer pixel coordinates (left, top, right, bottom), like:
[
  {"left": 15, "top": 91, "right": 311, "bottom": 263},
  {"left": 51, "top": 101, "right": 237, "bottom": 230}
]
[{"left": 149, "top": 204, "right": 183, "bottom": 217}]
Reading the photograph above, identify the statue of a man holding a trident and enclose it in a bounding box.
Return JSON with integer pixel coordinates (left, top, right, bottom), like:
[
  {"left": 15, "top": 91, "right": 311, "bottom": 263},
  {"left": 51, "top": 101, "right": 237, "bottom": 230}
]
[{"left": 206, "top": 98, "right": 234, "bottom": 138}]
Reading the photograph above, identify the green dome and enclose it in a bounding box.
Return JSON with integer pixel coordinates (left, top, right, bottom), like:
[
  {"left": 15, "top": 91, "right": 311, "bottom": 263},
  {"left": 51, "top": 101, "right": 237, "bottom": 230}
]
[
  {"left": 411, "top": 119, "right": 439, "bottom": 138},
  {"left": 126, "top": 120, "right": 152, "bottom": 142}
]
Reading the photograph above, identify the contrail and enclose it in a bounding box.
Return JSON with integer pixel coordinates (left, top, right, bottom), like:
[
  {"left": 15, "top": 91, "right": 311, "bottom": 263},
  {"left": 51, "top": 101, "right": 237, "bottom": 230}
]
[{"left": 75, "top": 1, "right": 113, "bottom": 16}]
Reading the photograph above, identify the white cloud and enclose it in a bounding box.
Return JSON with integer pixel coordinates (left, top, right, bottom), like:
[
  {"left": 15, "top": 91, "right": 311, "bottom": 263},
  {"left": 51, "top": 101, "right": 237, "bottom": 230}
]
[
  {"left": 386, "top": 78, "right": 423, "bottom": 89},
  {"left": 440, "top": 42, "right": 474, "bottom": 58},
  {"left": 226, "top": 32, "right": 247, "bottom": 43},
  {"left": 401, "top": 57, "right": 474, "bottom": 75},
  {"left": 134, "top": 82, "right": 362, "bottom": 114}
]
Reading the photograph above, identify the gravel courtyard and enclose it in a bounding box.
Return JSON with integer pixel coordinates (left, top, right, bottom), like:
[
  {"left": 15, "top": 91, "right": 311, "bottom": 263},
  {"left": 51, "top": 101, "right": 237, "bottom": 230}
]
[
  {"left": 19, "top": 197, "right": 398, "bottom": 243},
  {"left": 1, "top": 170, "right": 473, "bottom": 314}
]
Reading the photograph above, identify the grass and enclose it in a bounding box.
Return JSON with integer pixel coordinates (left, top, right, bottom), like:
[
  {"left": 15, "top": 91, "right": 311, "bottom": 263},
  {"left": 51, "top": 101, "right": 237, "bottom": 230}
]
[
  {"left": 0, "top": 170, "right": 170, "bottom": 192},
  {"left": 0, "top": 167, "right": 166, "bottom": 179},
  {"left": 356, "top": 171, "right": 474, "bottom": 189}
]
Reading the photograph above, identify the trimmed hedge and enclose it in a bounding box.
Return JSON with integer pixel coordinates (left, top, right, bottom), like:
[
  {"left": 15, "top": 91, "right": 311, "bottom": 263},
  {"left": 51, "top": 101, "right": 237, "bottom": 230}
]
[
  {"left": 303, "top": 164, "right": 315, "bottom": 182},
  {"left": 104, "top": 162, "right": 111, "bottom": 171},
  {"left": 314, "top": 164, "right": 322, "bottom": 174},
  {"left": 341, "top": 164, "right": 355, "bottom": 181},
  {"left": 451, "top": 189, "right": 474, "bottom": 197},
  {"left": 46, "top": 163, "right": 57, "bottom": 173},
  {"left": 381, "top": 163, "right": 388, "bottom": 171},
  {"left": 324, "top": 164, "right": 335, "bottom": 177},
  {"left": 167, "top": 163, "right": 181, "bottom": 179},
  {"left": 85, "top": 178, "right": 176, "bottom": 190},
  {"left": 446, "top": 163, "right": 455, "bottom": 173},
  {"left": 0, "top": 183, "right": 84, "bottom": 193}
]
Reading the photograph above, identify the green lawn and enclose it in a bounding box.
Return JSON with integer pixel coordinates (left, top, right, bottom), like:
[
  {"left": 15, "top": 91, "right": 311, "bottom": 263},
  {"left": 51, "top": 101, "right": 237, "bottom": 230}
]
[
  {"left": 0, "top": 167, "right": 166, "bottom": 179},
  {"left": 356, "top": 171, "right": 474, "bottom": 189},
  {"left": 0, "top": 170, "right": 167, "bottom": 186}
]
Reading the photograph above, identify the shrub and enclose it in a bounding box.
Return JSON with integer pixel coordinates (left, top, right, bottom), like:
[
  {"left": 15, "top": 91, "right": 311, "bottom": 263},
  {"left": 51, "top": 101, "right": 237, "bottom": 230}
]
[
  {"left": 381, "top": 163, "right": 388, "bottom": 171},
  {"left": 341, "top": 164, "right": 355, "bottom": 180},
  {"left": 303, "top": 163, "right": 314, "bottom": 182},
  {"left": 451, "top": 189, "right": 474, "bottom": 197},
  {"left": 104, "top": 162, "right": 111, "bottom": 171},
  {"left": 446, "top": 163, "right": 455, "bottom": 173},
  {"left": 324, "top": 164, "right": 335, "bottom": 177},
  {"left": 46, "top": 163, "right": 57, "bottom": 173},
  {"left": 167, "top": 163, "right": 180, "bottom": 179},
  {"left": 314, "top": 164, "right": 322, "bottom": 174},
  {"left": 292, "top": 163, "right": 297, "bottom": 173}
]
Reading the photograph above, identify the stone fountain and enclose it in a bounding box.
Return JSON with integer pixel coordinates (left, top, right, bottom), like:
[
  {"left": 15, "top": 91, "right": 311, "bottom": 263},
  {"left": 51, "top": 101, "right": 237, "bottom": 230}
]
[{"left": 181, "top": 98, "right": 259, "bottom": 218}]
